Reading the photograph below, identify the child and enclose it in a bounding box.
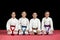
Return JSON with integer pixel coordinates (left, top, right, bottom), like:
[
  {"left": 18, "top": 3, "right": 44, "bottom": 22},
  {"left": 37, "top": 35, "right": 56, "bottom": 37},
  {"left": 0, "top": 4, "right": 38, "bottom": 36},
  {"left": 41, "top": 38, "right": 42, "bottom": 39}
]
[
  {"left": 42, "top": 11, "right": 54, "bottom": 34},
  {"left": 29, "top": 12, "right": 41, "bottom": 35},
  {"left": 19, "top": 11, "right": 29, "bottom": 35},
  {"left": 6, "top": 12, "right": 19, "bottom": 35}
]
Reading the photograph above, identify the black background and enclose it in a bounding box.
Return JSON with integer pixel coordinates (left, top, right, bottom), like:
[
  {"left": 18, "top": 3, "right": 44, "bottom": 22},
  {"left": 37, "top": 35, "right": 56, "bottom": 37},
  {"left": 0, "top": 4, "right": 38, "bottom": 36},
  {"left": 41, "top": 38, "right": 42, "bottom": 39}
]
[{"left": 0, "top": 0, "right": 60, "bottom": 30}]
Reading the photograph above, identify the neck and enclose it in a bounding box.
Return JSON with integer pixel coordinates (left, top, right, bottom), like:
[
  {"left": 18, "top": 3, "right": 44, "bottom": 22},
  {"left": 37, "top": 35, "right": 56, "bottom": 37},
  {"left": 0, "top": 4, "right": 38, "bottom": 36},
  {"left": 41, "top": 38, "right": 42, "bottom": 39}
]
[
  {"left": 33, "top": 17, "right": 36, "bottom": 19},
  {"left": 12, "top": 17, "right": 15, "bottom": 19},
  {"left": 22, "top": 17, "right": 26, "bottom": 18},
  {"left": 45, "top": 17, "right": 49, "bottom": 19}
]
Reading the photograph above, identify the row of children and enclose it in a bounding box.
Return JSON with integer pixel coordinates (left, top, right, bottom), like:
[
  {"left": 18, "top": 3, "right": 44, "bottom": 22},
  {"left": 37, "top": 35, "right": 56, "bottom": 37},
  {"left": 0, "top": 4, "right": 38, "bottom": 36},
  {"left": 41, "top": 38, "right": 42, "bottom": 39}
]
[{"left": 6, "top": 11, "right": 54, "bottom": 35}]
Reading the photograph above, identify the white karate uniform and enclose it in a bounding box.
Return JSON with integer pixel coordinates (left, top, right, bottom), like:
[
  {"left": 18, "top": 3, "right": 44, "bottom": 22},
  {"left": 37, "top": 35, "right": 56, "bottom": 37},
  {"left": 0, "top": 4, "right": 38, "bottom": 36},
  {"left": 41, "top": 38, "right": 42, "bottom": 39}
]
[
  {"left": 19, "top": 17, "right": 29, "bottom": 34},
  {"left": 6, "top": 18, "right": 19, "bottom": 34},
  {"left": 42, "top": 17, "right": 54, "bottom": 34},
  {"left": 29, "top": 18, "right": 41, "bottom": 33}
]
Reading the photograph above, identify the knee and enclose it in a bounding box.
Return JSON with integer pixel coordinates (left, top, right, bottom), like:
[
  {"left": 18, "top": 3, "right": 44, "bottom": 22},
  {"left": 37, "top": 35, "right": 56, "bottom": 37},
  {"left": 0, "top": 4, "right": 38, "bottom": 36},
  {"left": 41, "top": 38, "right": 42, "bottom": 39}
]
[
  {"left": 7, "top": 31, "right": 12, "bottom": 34},
  {"left": 49, "top": 31, "right": 53, "bottom": 34},
  {"left": 13, "top": 30, "right": 18, "bottom": 34}
]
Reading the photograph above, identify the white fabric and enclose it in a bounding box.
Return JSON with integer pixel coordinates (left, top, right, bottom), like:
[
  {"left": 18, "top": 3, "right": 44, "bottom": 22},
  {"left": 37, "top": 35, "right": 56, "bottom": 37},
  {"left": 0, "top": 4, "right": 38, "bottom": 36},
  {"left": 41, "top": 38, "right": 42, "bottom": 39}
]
[
  {"left": 43, "top": 30, "right": 53, "bottom": 34},
  {"left": 19, "top": 17, "right": 29, "bottom": 30},
  {"left": 42, "top": 17, "right": 54, "bottom": 34},
  {"left": 25, "top": 31, "right": 28, "bottom": 34},
  {"left": 13, "top": 31, "right": 18, "bottom": 34},
  {"left": 19, "top": 31, "right": 23, "bottom": 34},
  {"left": 49, "top": 30, "right": 53, "bottom": 34},
  {"left": 22, "top": 27, "right": 26, "bottom": 31},
  {"left": 11, "top": 27, "right": 15, "bottom": 30},
  {"left": 42, "top": 17, "right": 54, "bottom": 31},
  {"left": 19, "top": 31, "right": 28, "bottom": 35},
  {"left": 6, "top": 18, "right": 19, "bottom": 34},
  {"left": 45, "top": 27, "right": 49, "bottom": 32},
  {"left": 7, "top": 31, "right": 12, "bottom": 34},
  {"left": 33, "top": 30, "right": 37, "bottom": 33},
  {"left": 29, "top": 18, "right": 41, "bottom": 31}
]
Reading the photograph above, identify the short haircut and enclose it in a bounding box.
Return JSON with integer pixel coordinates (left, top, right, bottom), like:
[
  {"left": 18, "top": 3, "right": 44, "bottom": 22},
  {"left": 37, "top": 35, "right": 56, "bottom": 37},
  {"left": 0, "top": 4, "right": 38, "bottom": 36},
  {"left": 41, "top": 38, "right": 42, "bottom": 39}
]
[
  {"left": 45, "top": 11, "right": 50, "bottom": 13},
  {"left": 11, "top": 11, "right": 15, "bottom": 14},
  {"left": 32, "top": 12, "right": 37, "bottom": 15},
  {"left": 21, "top": 11, "right": 26, "bottom": 14}
]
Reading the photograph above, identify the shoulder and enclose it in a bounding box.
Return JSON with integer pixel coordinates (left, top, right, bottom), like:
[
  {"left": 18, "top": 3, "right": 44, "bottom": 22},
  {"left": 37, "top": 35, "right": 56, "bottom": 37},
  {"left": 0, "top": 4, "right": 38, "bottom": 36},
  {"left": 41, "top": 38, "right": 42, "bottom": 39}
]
[
  {"left": 26, "top": 18, "right": 29, "bottom": 20},
  {"left": 8, "top": 18, "right": 12, "bottom": 21},
  {"left": 42, "top": 17, "right": 46, "bottom": 21},
  {"left": 15, "top": 18, "right": 18, "bottom": 21},
  {"left": 36, "top": 18, "right": 40, "bottom": 21},
  {"left": 7, "top": 18, "right": 12, "bottom": 22},
  {"left": 19, "top": 18, "right": 22, "bottom": 20},
  {"left": 14, "top": 18, "right": 18, "bottom": 22},
  {"left": 42, "top": 17, "right": 45, "bottom": 19},
  {"left": 49, "top": 17, "right": 52, "bottom": 20},
  {"left": 30, "top": 18, "right": 33, "bottom": 21}
]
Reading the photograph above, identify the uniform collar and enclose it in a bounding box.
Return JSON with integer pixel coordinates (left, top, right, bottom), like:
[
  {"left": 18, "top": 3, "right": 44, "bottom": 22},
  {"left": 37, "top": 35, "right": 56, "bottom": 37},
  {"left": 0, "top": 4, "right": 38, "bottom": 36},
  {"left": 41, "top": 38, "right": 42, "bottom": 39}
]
[
  {"left": 45, "top": 17, "right": 49, "bottom": 19},
  {"left": 33, "top": 18, "right": 37, "bottom": 20},
  {"left": 11, "top": 18, "right": 16, "bottom": 19},
  {"left": 21, "top": 17, "right": 26, "bottom": 19}
]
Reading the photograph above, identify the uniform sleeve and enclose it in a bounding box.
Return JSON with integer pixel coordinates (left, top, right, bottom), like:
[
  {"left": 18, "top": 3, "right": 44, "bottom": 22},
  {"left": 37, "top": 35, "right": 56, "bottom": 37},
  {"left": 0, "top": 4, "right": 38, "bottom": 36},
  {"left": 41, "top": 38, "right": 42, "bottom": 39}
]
[
  {"left": 42, "top": 18, "right": 45, "bottom": 30},
  {"left": 15, "top": 20, "right": 19, "bottom": 30},
  {"left": 18, "top": 19, "right": 21, "bottom": 30},
  {"left": 29, "top": 20, "right": 32, "bottom": 31},
  {"left": 6, "top": 20, "right": 10, "bottom": 31},
  {"left": 50, "top": 18, "right": 54, "bottom": 31},
  {"left": 26, "top": 19, "right": 29, "bottom": 30},
  {"left": 38, "top": 19, "right": 41, "bottom": 31}
]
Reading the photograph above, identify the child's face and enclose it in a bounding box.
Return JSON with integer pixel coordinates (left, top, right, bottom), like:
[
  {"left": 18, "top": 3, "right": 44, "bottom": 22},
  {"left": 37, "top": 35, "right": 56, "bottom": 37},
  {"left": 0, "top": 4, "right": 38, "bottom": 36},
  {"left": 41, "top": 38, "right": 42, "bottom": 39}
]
[
  {"left": 45, "top": 12, "right": 50, "bottom": 18},
  {"left": 11, "top": 12, "right": 16, "bottom": 18},
  {"left": 32, "top": 13, "right": 37, "bottom": 18},
  {"left": 21, "top": 12, "right": 27, "bottom": 17}
]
